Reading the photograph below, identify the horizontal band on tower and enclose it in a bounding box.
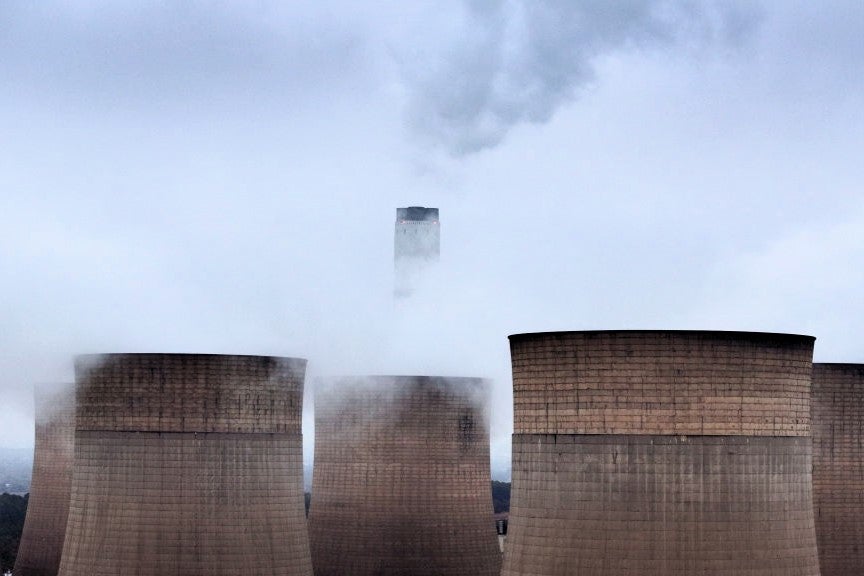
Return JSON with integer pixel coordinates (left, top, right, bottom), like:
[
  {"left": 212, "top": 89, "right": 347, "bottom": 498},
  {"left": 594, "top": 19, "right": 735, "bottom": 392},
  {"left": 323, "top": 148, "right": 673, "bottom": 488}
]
[
  {"left": 510, "top": 330, "right": 814, "bottom": 436},
  {"left": 74, "top": 353, "right": 306, "bottom": 434}
]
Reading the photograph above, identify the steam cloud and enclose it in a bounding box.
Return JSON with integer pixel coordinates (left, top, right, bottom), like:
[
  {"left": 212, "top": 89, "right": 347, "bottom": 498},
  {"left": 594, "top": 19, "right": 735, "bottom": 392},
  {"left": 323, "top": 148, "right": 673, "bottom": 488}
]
[{"left": 401, "top": 0, "right": 759, "bottom": 156}]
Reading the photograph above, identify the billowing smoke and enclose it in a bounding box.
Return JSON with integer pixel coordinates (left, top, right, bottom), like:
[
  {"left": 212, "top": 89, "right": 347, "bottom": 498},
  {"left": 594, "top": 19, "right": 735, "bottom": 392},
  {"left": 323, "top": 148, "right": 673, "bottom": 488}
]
[{"left": 400, "top": 0, "right": 760, "bottom": 156}]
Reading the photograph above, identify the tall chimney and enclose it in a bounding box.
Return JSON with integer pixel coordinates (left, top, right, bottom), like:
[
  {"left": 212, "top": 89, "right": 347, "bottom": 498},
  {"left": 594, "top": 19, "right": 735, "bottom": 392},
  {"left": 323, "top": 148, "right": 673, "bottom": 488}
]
[{"left": 394, "top": 207, "right": 440, "bottom": 298}]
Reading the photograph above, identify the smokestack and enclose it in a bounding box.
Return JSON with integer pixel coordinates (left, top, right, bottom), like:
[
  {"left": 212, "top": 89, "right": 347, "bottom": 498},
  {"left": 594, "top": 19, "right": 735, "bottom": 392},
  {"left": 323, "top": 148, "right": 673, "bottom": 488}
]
[
  {"left": 811, "top": 363, "right": 864, "bottom": 576},
  {"left": 13, "top": 385, "right": 74, "bottom": 576},
  {"left": 394, "top": 207, "right": 440, "bottom": 298},
  {"left": 502, "top": 330, "right": 821, "bottom": 576},
  {"left": 308, "top": 376, "right": 501, "bottom": 576},
  {"left": 57, "top": 354, "right": 313, "bottom": 576}
]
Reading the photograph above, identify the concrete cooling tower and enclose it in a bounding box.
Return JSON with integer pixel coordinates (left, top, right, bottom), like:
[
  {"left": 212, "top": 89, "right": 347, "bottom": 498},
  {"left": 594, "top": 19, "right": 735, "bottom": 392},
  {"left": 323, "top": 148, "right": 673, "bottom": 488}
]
[
  {"left": 308, "top": 376, "right": 501, "bottom": 576},
  {"left": 13, "top": 385, "right": 74, "bottom": 576},
  {"left": 501, "top": 331, "right": 821, "bottom": 576},
  {"left": 812, "top": 363, "right": 864, "bottom": 576},
  {"left": 57, "top": 353, "right": 313, "bottom": 576}
]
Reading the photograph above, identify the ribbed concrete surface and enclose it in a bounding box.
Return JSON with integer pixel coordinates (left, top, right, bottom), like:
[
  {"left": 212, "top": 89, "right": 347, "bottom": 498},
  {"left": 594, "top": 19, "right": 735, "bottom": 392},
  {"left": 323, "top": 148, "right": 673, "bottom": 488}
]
[
  {"left": 812, "top": 363, "right": 864, "bottom": 576},
  {"left": 507, "top": 435, "right": 817, "bottom": 574},
  {"left": 511, "top": 331, "right": 812, "bottom": 436},
  {"left": 74, "top": 353, "right": 303, "bottom": 433},
  {"left": 13, "top": 386, "right": 74, "bottom": 576},
  {"left": 502, "top": 330, "right": 820, "bottom": 576},
  {"left": 58, "top": 353, "right": 312, "bottom": 576},
  {"left": 308, "top": 376, "right": 501, "bottom": 576}
]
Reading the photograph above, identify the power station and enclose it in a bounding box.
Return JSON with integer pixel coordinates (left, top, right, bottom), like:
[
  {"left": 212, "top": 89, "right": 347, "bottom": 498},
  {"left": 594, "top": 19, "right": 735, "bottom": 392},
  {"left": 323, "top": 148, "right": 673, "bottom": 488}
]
[
  {"left": 308, "top": 376, "right": 501, "bottom": 576},
  {"left": 6, "top": 203, "right": 864, "bottom": 576},
  {"left": 811, "top": 363, "right": 864, "bottom": 576},
  {"left": 13, "top": 385, "right": 74, "bottom": 576},
  {"left": 501, "top": 330, "right": 822, "bottom": 576},
  {"left": 56, "top": 354, "right": 313, "bottom": 576}
]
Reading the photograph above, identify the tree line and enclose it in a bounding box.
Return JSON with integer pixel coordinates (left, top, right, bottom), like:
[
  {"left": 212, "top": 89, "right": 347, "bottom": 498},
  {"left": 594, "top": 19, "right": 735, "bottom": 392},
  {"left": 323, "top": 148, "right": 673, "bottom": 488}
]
[{"left": 0, "top": 493, "right": 27, "bottom": 572}]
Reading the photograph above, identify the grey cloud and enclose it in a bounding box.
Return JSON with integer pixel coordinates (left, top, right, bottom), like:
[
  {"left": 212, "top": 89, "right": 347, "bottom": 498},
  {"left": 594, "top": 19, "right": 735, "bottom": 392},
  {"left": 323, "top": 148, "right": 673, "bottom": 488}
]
[
  {"left": 0, "top": 1, "right": 370, "bottom": 109},
  {"left": 401, "top": 0, "right": 761, "bottom": 156}
]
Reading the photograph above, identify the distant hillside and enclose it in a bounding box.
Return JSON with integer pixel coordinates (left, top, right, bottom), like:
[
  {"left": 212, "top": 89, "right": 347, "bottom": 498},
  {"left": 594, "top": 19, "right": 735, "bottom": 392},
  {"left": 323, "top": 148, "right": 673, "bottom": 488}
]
[
  {"left": 0, "top": 493, "right": 27, "bottom": 572},
  {"left": 0, "top": 449, "right": 31, "bottom": 495}
]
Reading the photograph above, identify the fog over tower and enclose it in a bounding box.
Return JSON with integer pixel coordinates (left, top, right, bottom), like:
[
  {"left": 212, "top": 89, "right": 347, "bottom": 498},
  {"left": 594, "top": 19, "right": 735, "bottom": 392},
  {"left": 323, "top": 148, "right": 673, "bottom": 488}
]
[
  {"left": 394, "top": 206, "right": 439, "bottom": 298},
  {"left": 308, "top": 376, "right": 501, "bottom": 576},
  {"left": 811, "top": 363, "right": 864, "bottom": 576}
]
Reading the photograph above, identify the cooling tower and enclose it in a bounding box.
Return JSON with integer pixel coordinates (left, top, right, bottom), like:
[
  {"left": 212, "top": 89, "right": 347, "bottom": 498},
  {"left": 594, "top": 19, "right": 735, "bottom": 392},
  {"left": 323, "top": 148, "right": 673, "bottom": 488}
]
[
  {"left": 501, "top": 331, "right": 821, "bottom": 576},
  {"left": 308, "top": 376, "right": 501, "bottom": 576},
  {"left": 57, "top": 353, "right": 313, "bottom": 576},
  {"left": 13, "top": 385, "right": 74, "bottom": 576},
  {"left": 812, "top": 363, "right": 864, "bottom": 576}
]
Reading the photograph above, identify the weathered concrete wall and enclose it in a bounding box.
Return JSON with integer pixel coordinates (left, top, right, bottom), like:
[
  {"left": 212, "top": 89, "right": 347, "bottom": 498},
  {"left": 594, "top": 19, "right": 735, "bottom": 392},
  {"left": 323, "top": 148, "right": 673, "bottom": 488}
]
[
  {"left": 13, "top": 386, "right": 74, "bottom": 576},
  {"left": 308, "top": 376, "right": 501, "bottom": 576},
  {"left": 74, "top": 353, "right": 303, "bottom": 433},
  {"left": 812, "top": 363, "right": 864, "bottom": 576},
  {"left": 57, "top": 353, "right": 312, "bottom": 576},
  {"left": 511, "top": 330, "right": 812, "bottom": 436},
  {"left": 502, "top": 330, "right": 821, "bottom": 576}
]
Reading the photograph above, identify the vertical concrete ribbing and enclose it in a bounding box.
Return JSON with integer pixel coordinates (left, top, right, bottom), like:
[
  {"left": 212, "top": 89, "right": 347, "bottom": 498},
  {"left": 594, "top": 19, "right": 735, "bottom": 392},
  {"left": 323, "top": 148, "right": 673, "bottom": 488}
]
[
  {"left": 812, "top": 363, "right": 864, "bottom": 576},
  {"left": 13, "top": 386, "right": 74, "bottom": 576}
]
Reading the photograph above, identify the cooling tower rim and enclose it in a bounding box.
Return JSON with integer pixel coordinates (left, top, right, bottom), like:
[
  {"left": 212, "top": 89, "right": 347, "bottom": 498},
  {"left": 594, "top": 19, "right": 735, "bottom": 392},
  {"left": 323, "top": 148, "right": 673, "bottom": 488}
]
[
  {"left": 74, "top": 352, "right": 307, "bottom": 366},
  {"left": 318, "top": 374, "right": 489, "bottom": 385},
  {"left": 508, "top": 329, "right": 815, "bottom": 342},
  {"left": 315, "top": 375, "right": 491, "bottom": 400}
]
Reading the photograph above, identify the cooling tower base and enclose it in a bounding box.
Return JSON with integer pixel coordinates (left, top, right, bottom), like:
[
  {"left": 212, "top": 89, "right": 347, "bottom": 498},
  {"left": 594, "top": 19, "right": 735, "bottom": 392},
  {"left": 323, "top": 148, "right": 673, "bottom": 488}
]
[
  {"left": 59, "top": 431, "right": 310, "bottom": 576},
  {"left": 502, "top": 434, "right": 820, "bottom": 576}
]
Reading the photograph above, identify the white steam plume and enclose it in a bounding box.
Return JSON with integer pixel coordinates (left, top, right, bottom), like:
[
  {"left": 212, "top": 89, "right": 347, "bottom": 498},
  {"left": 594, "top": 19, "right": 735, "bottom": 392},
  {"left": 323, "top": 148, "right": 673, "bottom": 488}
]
[{"left": 400, "top": 0, "right": 760, "bottom": 156}]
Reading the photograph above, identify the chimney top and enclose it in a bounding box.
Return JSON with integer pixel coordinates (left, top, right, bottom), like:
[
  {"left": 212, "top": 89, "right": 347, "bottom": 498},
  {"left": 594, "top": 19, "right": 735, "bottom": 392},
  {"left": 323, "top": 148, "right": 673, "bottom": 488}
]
[{"left": 397, "top": 207, "right": 438, "bottom": 222}]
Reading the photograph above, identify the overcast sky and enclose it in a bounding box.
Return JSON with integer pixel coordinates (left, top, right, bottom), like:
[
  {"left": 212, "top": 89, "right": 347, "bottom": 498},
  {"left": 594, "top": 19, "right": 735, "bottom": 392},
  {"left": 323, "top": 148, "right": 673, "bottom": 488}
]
[{"left": 1, "top": 0, "right": 862, "bottom": 479}]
